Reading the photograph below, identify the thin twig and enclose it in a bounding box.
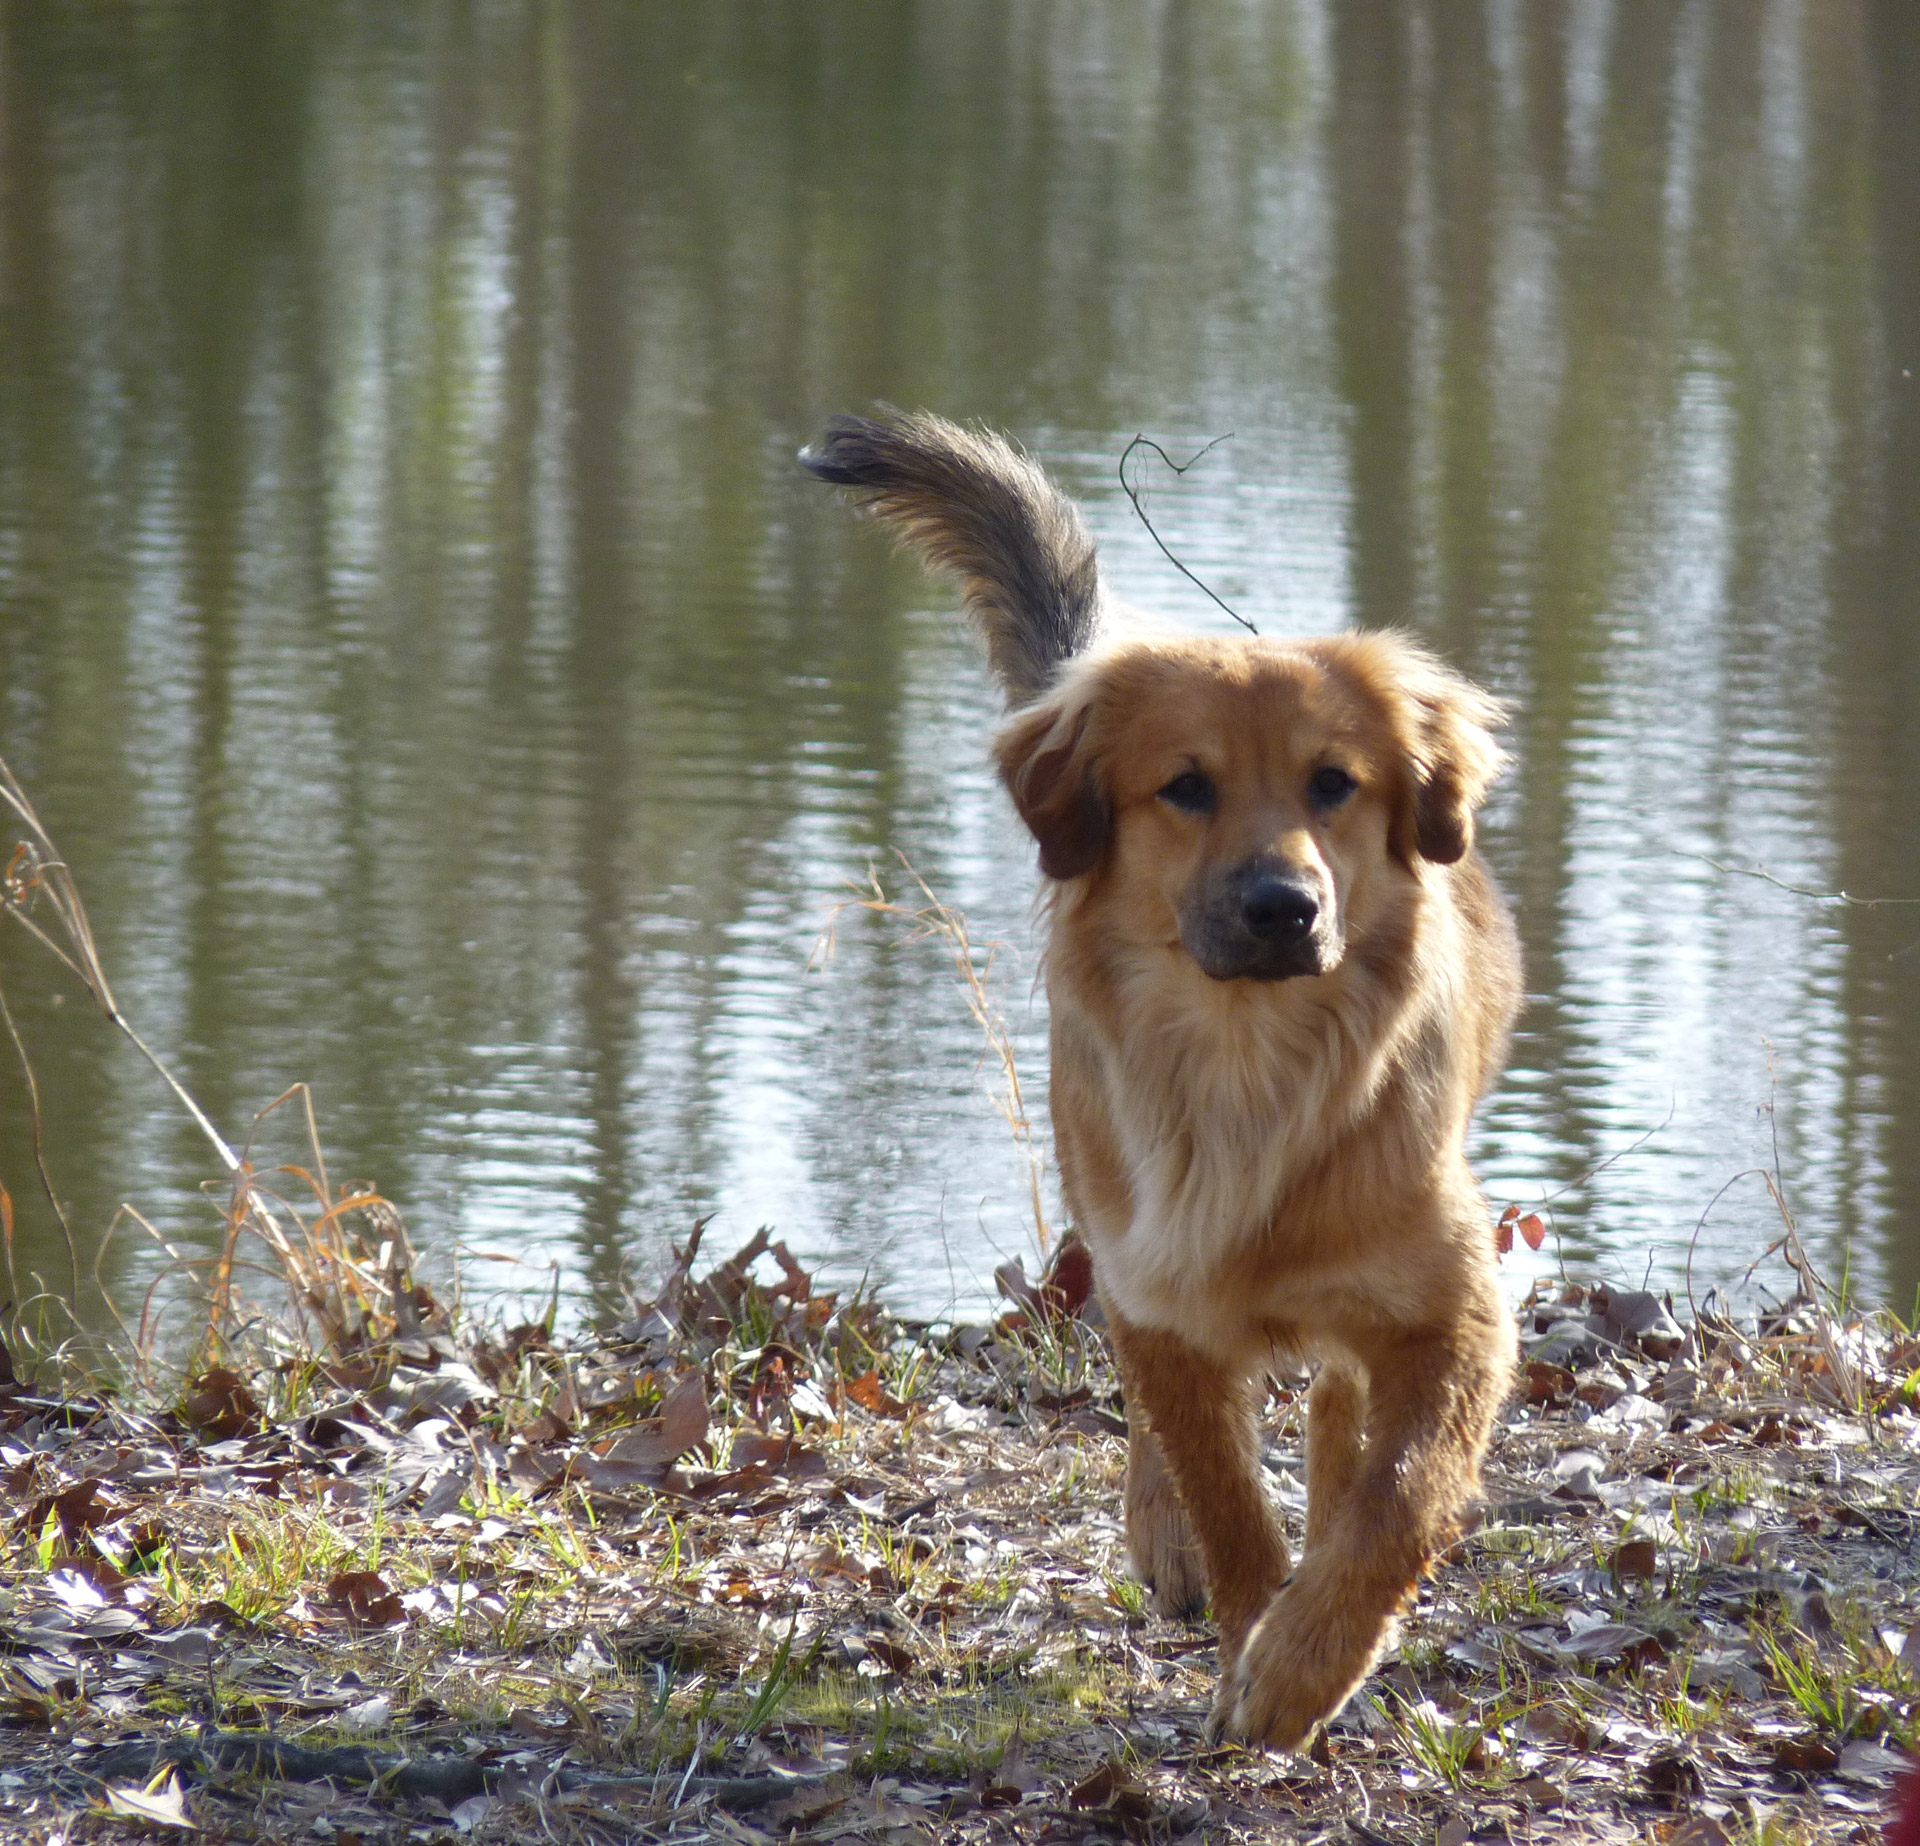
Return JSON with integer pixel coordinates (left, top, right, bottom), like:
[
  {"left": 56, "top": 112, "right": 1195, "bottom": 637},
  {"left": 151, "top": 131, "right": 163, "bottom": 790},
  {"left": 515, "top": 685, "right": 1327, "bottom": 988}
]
[
  {"left": 1530, "top": 1098, "right": 1677, "bottom": 1216},
  {"left": 1677, "top": 850, "right": 1920, "bottom": 908},
  {"left": 1685, "top": 1168, "right": 1767, "bottom": 1333},
  {"left": 1116, "top": 434, "right": 1257, "bottom": 635}
]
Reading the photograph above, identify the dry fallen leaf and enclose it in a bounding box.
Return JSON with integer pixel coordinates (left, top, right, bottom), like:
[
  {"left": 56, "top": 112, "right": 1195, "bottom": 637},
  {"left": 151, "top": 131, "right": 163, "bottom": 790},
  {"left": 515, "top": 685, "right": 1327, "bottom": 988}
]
[
  {"left": 180, "top": 1367, "right": 261, "bottom": 1441},
  {"left": 45, "top": 1560, "right": 126, "bottom": 1609},
  {"left": 510, "top": 1706, "right": 577, "bottom": 1742},
  {"left": 449, "top": 1794, "right": 495, "bottom": 1835},
  {"left": 1642, "top": 1748, "right": 1703, "bottom": 1796},
  {"left": 340, "top": 1693, "right": 392, "bottom": 1734},
  {"left": 146, "top": 1628, "right": 218, "bottom": 1667},
  {"left": 1588, "top": 1287, "right": 1685, "bottom": 1360},
  {"left": 1070, "top": 1758, "right": 1154, "bottom": 1822},
  {"left": 1766, "top": 1733, "right": 1838, "bottom": 1773},
  {"left": 1041, "top": 1236, "right": 1095, "bottom": 1317},
  {"left": 324, "top": 1570, "right": 407, "bottom": 1630},
  {"left": 1525, "top": 1360, "right": 1576, "bottom": 1405},
  {"left": 764, "top": 1787, "right": 847, "bottom": 1830},
  {"left": 564, "top": 1632, "right": 619, "bottom": 1676},
  {"left": 105, "top": 1767, "right": 195, "bottom": 1830},
  {"left": 861, "top": 1634, "right": 917, "bottom": 1675},
  {"left": 25, "top": 1478, "right": 114, "bottom": 1548},
  {"left": 602, "top": 1372, "right": 710, "bottom": 1470},
  {"left": 1837, "top": 1738, "right": 1910, "bottom": 1786},
  {"left": 1560, "top": 1623, "right": 1665, "bottom": 1669},
  {"left": 993, "top": 1236, "right": 1095, "bottom": 1324},
  {"left": 842, "top": 1369, "right": 909, "bottom": 1420}
]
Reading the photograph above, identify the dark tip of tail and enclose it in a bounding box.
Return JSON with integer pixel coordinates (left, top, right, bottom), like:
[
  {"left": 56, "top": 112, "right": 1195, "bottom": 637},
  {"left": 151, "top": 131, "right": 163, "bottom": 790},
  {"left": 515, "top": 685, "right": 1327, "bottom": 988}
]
[
  {"left": 797, "top": 449, "right": 860, "bottom": 485},
  {"left": 797, "top": 414, "right": 901, "bottom": 487}
]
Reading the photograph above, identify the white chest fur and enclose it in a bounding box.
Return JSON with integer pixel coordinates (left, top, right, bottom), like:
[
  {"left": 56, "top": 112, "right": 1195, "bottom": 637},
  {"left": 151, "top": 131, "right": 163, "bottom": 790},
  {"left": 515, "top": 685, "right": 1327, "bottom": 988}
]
[{"left": 1064, "top": 954, "right": 1401, "bottom": 1353}]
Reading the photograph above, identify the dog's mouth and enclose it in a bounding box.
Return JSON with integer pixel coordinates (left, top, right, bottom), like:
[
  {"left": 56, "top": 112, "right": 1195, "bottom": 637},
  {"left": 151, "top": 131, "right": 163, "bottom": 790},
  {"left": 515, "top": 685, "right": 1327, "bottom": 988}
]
[
  {"left": 1179, "top": 866, "right": 1342, "bottom": 984},
  {"left": 1183, "top": 931, "right": 1341, "bottom": 984}
]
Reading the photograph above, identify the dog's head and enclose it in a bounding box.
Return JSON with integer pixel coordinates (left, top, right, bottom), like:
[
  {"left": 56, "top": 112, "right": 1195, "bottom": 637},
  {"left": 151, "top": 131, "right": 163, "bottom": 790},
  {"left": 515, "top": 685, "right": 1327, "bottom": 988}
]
[{"left": 993, "top": 632, "right": 1505, "bottom": 983}]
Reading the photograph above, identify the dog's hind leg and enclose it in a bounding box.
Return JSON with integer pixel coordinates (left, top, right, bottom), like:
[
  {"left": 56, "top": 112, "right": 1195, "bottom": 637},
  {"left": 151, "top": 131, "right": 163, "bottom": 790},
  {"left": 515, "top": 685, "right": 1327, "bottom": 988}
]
[
  {"left": 1122, "top": 1414, "right": 1207, "bottom": 1619},
  {"left": 1304, "top": 1361, "right": 1367, "bottom": 1553},
  {"left": 1108, "top": 1313, "right": 1292, "bottom": 1674}
]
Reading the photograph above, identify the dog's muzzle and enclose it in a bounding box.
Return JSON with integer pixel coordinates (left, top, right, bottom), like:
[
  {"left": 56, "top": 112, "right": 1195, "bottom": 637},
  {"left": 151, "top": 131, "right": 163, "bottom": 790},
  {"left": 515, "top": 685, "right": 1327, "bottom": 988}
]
[{"left": 1180, "top": 860, "right": 1340, "bottom": 982}]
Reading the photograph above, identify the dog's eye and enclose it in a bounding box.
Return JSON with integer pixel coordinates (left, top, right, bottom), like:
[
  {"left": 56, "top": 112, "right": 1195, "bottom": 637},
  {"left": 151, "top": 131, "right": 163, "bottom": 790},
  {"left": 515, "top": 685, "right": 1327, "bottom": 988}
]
[
  {"left": 1158, "top": 771, "right": 1216, "bottom": 815},
  {"left": 1310, "top": 765, "right": 1357, "bottom": 809}
]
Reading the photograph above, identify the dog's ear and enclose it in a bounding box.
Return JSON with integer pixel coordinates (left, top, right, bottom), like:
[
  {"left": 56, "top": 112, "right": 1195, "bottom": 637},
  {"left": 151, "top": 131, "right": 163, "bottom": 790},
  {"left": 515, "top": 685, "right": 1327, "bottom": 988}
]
[
  {"left": 993, "top": 686, "right": 1109, "bottom": 880},
  {"left": 1378, "top": 642, "right": 1507, "bottom": 866}
]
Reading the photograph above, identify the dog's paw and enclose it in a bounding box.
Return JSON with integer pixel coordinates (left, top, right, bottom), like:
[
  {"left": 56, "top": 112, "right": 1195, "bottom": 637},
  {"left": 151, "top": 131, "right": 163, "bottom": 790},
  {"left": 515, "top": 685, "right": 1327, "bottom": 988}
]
[
  {"left": 1125, "top": 1473, "right": 1208, "bottom": 1621},
  {"left": 1203, "top": 1678, "right": 1243, "bottom": 1748},
  {"left": 1212, "top": 1587, "right": 1376, "bottom": 1755}
]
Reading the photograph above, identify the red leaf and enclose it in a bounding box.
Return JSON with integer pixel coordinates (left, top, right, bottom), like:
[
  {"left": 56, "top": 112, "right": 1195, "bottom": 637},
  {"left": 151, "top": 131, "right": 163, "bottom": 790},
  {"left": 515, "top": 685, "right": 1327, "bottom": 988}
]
[
  {"left": 180, "top": 1368, "right": 260, "bottom": 1441},
  {"left": 842, "top": 1370, "right": 908, "bottom": 1420},
  {"left": 1069, "top": 1759, "right": 1153, "bottom": 1822},
  {"left": 1040, "top": 1237, "right": 1094, "bottom": 1319},
  {"left": 26, "top": 1479, "right": 113, "bottom": 1547},
  {"left": 1524, "top": 1361, "right": 1575, "bottom": 1406},
  {"left": 1768, "top": 1734, "right": 1838, "bottom": 1773},
  {"left": 1070, "top": 1762, "right": 1126, "bottom": 1809},
  {"left": 863, "top": 1634, "right": 917, "bottom": 1674},
  {"left": 1518, "top": 1213, "right": 1548, "bottom": 1251},
  {"left": 325, "top": 1570, "right": 406, "bottom": 1630}
]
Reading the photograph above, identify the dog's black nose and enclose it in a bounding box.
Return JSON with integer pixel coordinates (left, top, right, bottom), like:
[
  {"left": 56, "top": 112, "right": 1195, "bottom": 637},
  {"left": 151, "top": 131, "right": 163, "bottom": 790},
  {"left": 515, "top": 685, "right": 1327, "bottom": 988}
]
[{"left": 1241, "top": 874, "right": 1318, "bottom": 940}]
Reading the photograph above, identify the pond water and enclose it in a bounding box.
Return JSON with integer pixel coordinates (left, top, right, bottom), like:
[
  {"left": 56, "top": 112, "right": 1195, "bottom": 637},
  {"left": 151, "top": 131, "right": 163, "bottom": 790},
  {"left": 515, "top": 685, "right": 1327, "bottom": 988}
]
[{"left": 2, "top": 1, "right": 1917, "bottom": 1338}]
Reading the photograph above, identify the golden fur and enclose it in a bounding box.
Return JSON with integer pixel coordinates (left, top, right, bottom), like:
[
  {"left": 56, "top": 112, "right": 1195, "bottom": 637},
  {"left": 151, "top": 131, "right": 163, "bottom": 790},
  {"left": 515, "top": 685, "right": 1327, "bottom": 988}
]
[{"left": 805, "top": 412, "right": 1522, "bottom": 1751}]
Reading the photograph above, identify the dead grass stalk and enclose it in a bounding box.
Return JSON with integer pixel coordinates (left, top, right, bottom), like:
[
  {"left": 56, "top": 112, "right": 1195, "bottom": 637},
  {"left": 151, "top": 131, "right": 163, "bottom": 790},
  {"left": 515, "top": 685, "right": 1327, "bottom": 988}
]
[{"left": 813, "top": 851, "right": 1053, "bottom": 1258}]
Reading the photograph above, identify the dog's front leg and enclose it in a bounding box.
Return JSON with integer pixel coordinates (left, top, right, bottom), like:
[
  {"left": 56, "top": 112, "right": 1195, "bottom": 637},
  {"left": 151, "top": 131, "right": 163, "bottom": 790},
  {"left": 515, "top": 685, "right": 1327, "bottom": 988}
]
[
  {"left": 1221, "top": 1303, "right": 1514, "bottom": 1751},
  {"left": 1107, "top": 1313, "right": 1292, "bottom": 1672}
]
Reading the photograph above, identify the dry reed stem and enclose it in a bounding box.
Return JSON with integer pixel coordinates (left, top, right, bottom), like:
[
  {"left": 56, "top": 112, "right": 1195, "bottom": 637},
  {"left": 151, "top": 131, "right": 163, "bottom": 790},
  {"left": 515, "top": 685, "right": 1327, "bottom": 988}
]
[
  {"left": 0, "top": 961, "right": 79, "bottom": 1318},
  {"left": 1, "top": 755, "right": 239, "bottom": 1174},
  {"left": 813, "top": 852, "right": 1053, "bottom": 1258},
  {"left": 1, "top": 750, "right": 426, "bottom": 1373}
]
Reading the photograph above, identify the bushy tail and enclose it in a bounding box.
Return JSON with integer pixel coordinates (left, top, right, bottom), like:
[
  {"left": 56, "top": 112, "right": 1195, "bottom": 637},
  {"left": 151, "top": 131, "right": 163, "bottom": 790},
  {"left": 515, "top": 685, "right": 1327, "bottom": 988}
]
[{"left": 801, "top": 409, "right": 1100, "bottom": 707}]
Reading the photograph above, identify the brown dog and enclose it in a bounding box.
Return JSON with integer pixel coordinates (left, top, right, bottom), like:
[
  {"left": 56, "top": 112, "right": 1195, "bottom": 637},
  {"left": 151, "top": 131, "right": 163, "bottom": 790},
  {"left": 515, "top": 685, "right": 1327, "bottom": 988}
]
[{"left": 804, "top": 411, "right": 1521, "bottom": 1751}]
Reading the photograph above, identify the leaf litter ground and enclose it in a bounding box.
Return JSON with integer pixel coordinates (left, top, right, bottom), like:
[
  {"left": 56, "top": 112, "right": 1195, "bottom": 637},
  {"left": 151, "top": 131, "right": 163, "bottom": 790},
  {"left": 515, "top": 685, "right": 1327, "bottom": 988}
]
[{"left": 4, "top": 1228, "right": 1920, "bottom": 1846}]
